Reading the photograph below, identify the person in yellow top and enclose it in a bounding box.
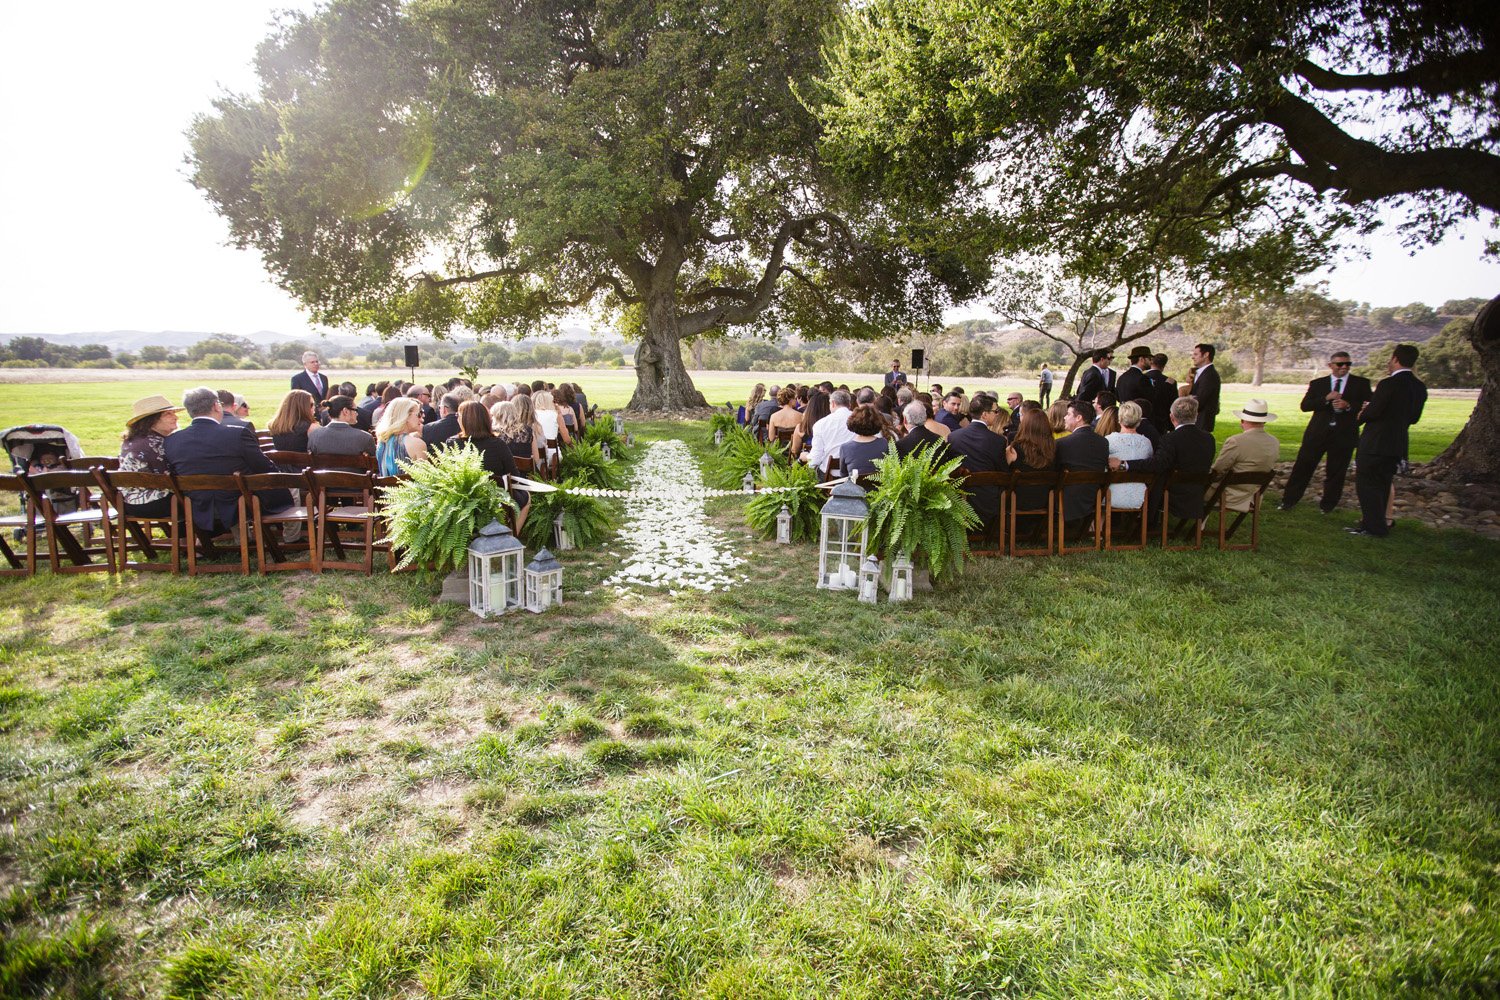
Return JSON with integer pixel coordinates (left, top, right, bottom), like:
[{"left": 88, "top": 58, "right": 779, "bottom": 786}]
[{"left": 1210, "top": 399, "right": 1281, "bottom": 511}]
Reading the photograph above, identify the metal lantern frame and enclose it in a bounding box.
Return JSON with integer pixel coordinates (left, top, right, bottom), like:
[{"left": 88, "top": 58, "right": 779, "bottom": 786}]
[
  {"left": 741, "top": 470, "right": 755, "bottom": 493},
  {"left": 614, "top": 414, "right": 625, "bottom": 435},
  {"left": 524, "top": 547, "right": 564, "bottom": 613},
  {"left": 817, "top": 480, "right": 868, "bottom": 590},
  {"left": 776, "top": 504, "right": 792, "bottom": 545},
  {"left": 467, "top": 520, "right": 525, "bottom": 617},
  {"left": 553, "top": 512, "right": 573, "bottom": 551},
  {"left": 888, "top": 552, "right": 914, "bottom": 602},
  {"left": 858, "top": 556, "right": 882, "bottom": 603}
]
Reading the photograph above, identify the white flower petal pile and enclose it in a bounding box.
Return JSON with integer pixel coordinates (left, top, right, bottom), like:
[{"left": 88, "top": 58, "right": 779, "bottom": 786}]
[{"left": 604, "top": 440, "right": 745, "bottom": 594}]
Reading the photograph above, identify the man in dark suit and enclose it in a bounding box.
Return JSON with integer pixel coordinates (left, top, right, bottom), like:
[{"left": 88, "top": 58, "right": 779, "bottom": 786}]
[
  {"left": 290, "top": 352, "right": 331, "bottom": 404},
  {"left": 945, "top": 397, "right": 1010, "bottom": 533},
  {"left": 1076, "top": 349, "right": 1116, "bottom": 404},
  {"left": 884, "top": 360, "right": 907, "bottom": 388},
  {"left": 1279, "top": 351, "right": 1373, "bottom": 513},
  {"left": 165, "top": 387, "right": 290, "bottom": 534},
  {"left": 1115, "top": 347, "right": 1151, "bottom": 403},
  {"left": 1182, "top": 343, "right": 1221, "bottom": 433},
  {"left": 1114, "top": 397, "right": 1217, "bottom": 523},
  {"left": 1349, "top": 344, "right": 1427, "bottom": 537},
  {"left": 1145, "top": 353, "right": 1178, "bottom": 428},
  {"left": 421, "top": 391, "right": 463, "bottom": 447},
  {"left": 1055, "top": 399, "right": 1110, "bottom": 533}
]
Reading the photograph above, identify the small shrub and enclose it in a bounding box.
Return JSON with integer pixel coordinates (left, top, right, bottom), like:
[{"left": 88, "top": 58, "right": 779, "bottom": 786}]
[
  {"left": 522, "top": 477, "right": 613, "bottom": 550},
  {"left": 380, "top": 445, "right": 515, "bottom": 571},
  {"left": 558, "top": 440, "right": 622, "bottom": 489},
  {"left": 745, "top": 461, "right": 823, "bottom": 542}
]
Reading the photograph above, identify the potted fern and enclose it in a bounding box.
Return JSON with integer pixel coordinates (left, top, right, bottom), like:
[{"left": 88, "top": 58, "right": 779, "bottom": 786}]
[
  {"left": 522, "top": 477, "right": 613, "bottom": 550},
  {"left": 381, "top": 445, "right": 516, "bottom": 576},
  {"left": 863, "top": 443, "right": 979, "bottom": 586},
  {"left": 712, "top": 427, "right": 787, "bottom": 490},
  {"left": 558, "top": 440, "right": 622, "bottom": 489},
  {"left": 745, "top": 460, "right": 823, "bottom": 542}
]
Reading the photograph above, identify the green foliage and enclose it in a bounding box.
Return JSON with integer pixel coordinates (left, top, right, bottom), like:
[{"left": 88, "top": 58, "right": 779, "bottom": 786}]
[
  {"left": 558, "top": 441, "right": 622, "bottom": 490},
  {"left": 456, "top": 362, "right": 481, "bottom": 386},
  {"left": 379, "top": 445, "right": 515, "bottom": 572},
  {"left": 707, "top": 411, "right": 739, "bottom": 445},
  {"left": 862, "top": 443, "right": 979, "bottom": 581},
  {"left": 1359, "top": 322, "right": 1483, "bottom": 388},
  {"left": 711, "top": 429, "right": 786, "bottom": 490},
  {"left": 745, "top": 461, "right": 824, "bottom": 542},
  {"left": 581, "top": 420, "right": 635, "bottom": 462},
  {"left": 522, "top": 477, "right": 613, "bottom": 550}
]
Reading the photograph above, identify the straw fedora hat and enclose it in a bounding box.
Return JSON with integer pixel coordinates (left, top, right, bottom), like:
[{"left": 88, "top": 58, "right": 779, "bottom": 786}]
[
  {"left": 1232, "top": 399, "right": 1277, "bottom": 423},
  {"left": 127, "top": 394, "right": 183, "bottom": 426}
]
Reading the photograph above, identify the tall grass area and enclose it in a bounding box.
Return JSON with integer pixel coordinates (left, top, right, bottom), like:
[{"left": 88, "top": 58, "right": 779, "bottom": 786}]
[{"left": 1, "top": 419, "right": 1497, "bottom": 996}]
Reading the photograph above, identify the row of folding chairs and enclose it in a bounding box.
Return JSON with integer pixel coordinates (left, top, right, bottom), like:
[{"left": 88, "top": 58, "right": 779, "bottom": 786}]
[
  {"left": 0, "top": 465, "right": 410, "bottom": 578},
  {"left": 951, "top": 468, "right": 1277, "bottom": 556}
]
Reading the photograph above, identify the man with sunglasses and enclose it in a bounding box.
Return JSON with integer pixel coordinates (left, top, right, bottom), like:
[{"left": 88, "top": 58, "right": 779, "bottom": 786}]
[{"left": 1279, "top": 351, "right": 1372, "bottom": 513}]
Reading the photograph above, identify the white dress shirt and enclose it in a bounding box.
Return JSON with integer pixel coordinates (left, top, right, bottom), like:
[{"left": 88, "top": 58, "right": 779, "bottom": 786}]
[{"left": 807, "top": 406, "right": 857, "bottom": 473}]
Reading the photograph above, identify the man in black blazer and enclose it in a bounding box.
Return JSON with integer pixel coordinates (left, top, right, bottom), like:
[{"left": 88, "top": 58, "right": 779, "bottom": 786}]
[
  {"left": 290, "top": 352, "right": 332, "bottom": 404},
  {"left": 1055, "top": 399, "right": 1110, "bottom": 531},
  {"left": 1114, "top": 397, "right": 1217, "bottom": 523},
  {"left": 1349, "top": 344, "right": 1427, "bottom": 537},
  {"left": 1114, "top": 347, "right": 1151, "bottom": 403},
  {"left": 1076, "top": 349, "right": 1116, "bottom": 403},
  {"left": 945, "top": 397, "right": 1010, "bottom": 533},
  {"left": 1183, "top": 343, "right": 1221, "bottom": 433},
  {"left": 1279, "top": 351, "right": 1373, "bottom": 513},
  {"left": 421, "top": 390, "right": 463, "bottom": 447},
  {"left": 1145, "top": 353, "right": 1178, "bottom": 429},
  {"left": 165, "top": 387, "right": 290, "bottom": 534}
]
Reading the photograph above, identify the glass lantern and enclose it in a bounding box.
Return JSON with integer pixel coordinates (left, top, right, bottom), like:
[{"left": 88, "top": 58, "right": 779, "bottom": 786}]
[
  {"left": 613, "top": 414, "right": 625, "bottom": 435},
  {"left": 817, "top": 479, "right": 868, "bottom": 590},
  {"left": 467, "top": 520, "right": 524, "bottom": 617},
  {"left": 776, "top": 504, "right": 792, "bottom": 545},
  {"left": 524, "top": 547, "right": 564, "bottom": 613},
  {"left": 601, "top": 442, "right": 612, "bottom": 461},
  {"left": 888, "top": 552, "right": 914, "bottom": 602},
  {"left": 714, "top": 428, "right": 724, "bottom": 447},
  {"left": 858, "top": 556, "right": 881, "bottom": 603},
  {"left": 741, "top": 470, "right": 754, "bottom": 493},
  {"left": 553, "top": 512, "right": 573, "bottom": 551},
  {"left": 759, "top": 451, "right": 773, "bottom": 479}
]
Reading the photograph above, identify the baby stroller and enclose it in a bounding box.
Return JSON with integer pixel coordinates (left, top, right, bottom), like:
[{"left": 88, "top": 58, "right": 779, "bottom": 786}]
[{"left": 4, "top": 423, "right": 86, "bottom": 532}]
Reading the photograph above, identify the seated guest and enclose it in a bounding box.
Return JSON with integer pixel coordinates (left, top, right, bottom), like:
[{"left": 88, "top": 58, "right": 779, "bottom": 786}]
[
  {"left": 557, "top": 383, "right": 584, "bottom": 439},
  {"left": 1003, "top": 393, "right": 1025, "bottom": 439},
  {"left": 1111, "top": 397, "right": 1216, "bottom": 523},
  {"left": 1055, "top": 399, "right": 1110, "bottom": 534},
  {"left": 1005, "top": 408, "right": 1058, "bottom": 536},
  {"left": 895, "top": 400, "right": 950, "bottom": 459},
  {"left": 374, "top": 397, "right": 429, "bottom": 476},
  {"left": 269, "top": 390, "right": 317, "bottom": 452},
  {"left": 1105, "top": 401, "right": 1154, "bottom": 510},
  {"left": 945, "top": 396, "right": 1011, "bottom": 533},
  {"left": 837, "top": 404, "right": 892, "bottom": 481},
  {"left": 494, "top": 396, "right": 547, "bottom": 470},
  {"left": 1046, "top": 399, "right": 1070, "bottom": 438},
  {"left": 217, "top": 390, "right": 250, "bottom": 431},
  {"left": 533, "top": 390, "right": 572, "bottom": 456},
  {"left": 790, "top": 390, "right": 830, "bottom": 458},
  {"left": 766, "top": 386, "right": 802, "bottom": 441},
  {"left": 165, "top": 386, "right": 290, "bottom": 534},
  {"left": 1094, "top": 390, "right": 1117, "bottom": 421},
  {"left": 308, "top": 395, "right": 377, "bottom": 458},
  {"left": 936, "top": 392, "right": 965, "bottom": 432},
  {"left": 1210, "top": 399, "right": 1281, "bottom": 511},
  {"left": 1132, "top": 397, "right": 1163, "bottom": 450},
  {"left": 118, "top": 394, "right": 183, "bottom": 518},
  {"left": 370, "top": 384, "right": 401, "bottom": 425},
  {"left": 1095, "top": 402, "right": 1120, "bottom": 437},
  {"left": 806, "top": 389, "right": 857, "bottom": 475},
  {"left": 447, "top": 401, "right": 529, "bottom": 533},
  {"left": 409, "top": 384, "right": 440, "bottom": 423},
  {"left": 421, "top": 391, "right": 463, "bottom": 448}
]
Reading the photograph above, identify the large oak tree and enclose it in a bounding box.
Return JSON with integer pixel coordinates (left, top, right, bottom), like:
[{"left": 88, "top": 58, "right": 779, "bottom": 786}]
[{"left": 189, "top": 0, "right": 982, "bottom": 410}]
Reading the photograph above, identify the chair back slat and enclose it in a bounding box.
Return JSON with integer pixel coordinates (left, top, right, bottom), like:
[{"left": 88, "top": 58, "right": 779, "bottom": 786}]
[
  {"left": 264, "top": 450, "right": 315, "bottom": 470},
  {"left": 66, "top": 456, "right": 120, "bottom": 471}
]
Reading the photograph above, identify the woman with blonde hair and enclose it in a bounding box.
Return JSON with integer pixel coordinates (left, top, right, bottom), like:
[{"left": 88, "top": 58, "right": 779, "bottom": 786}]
[
  {"left": 1104, "top": 401, "right": 1153, "bottom": 510},
  {"left": 268, "top": 389, "right": 317, "bottom": 452},
  {"left": 493, "top": 396, "right": 546, "bottom": 470},
  {"left": 533, "top": 390, "right": 571, "bottom": 458},
  {"left": 742, "top": 383, "right": 766, "bottom": 426},
  {"left": 1046, "top": 399, "right": 1070, "bottom": 438},
  {"left": 374, "top": 397, "right": 428, "bottom": 476}
]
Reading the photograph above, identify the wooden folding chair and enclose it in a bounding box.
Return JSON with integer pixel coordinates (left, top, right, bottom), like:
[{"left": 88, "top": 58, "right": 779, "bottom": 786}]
[
  {"left": 1008, "top": 471, "right": 1057, "bottom": 557},
  {"left": 308, "top": 452, "right": 376, "bottom": 474},
  {"left": 373, "top": 474, "right": 406, "bottom": 570},
  {"left": 1057, "top": 470, "right": 1109, "bottom": 555},
  {"left": 955, "top": 469, "right": 1008, "bottom": 557},
  {"left": 98, "top": 470, "right": 181, "bottom": 573},
  {"left": 0, "top": 473, "right": 40, "bottom": 576},
  {"left": 513, "top": 455, "right": 535, "bottom": 477},
  {"left": 66, "top": 456, "right": 120, "bottom": 471},
  {"left": 822, "top": 455, "right": 844, "bottom": 483},
  {"left": 1159, "top": 470, "right": 1212, "bottom": 550},
  {"left": 264, "top": 450, "right": 316, "bottom": 472},
  {"left": 24, "top": 470, "right": 116, "bottom": 573},
  {"left": 773, "top": 426, "right": 795, "bottom": 448},
  {"left": 1104, "top": 471, "right": 1157, "bottom": 551},
  {"left": 172, "top": 474, "right": 251, "bottom": 575},
  {"left": 240, "top": 472, "right": 316, "bottom": 573},
  {"left": 310, "top": 470, "right": 378, "bottom": 573},
  {"left": 1205, "top": 470, "right": 1275, "bottom": 551}
]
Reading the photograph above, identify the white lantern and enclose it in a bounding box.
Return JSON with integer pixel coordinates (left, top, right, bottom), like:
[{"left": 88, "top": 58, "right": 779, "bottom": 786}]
[
  {"left": 613, "top": 414, "right": 625, "bottom": 435},
  {"left": 601, "top": 442, "right": 612, "bottom": 461},
  {"left": 467, "top": 520, "right": 524, "bottom": 617},
  {"left": 714, "top": 428, "right": 724, "bottom": 446},
  {"left": 742, "top": 470, "right": 754, "bottom": 493},
  {"left": 817, "top": 479, "right": 868, "bottom": 590},
  {"left": 858, "top": 556, "right": 881, "bottom": 603},
  {"left": 776, "top": 504, "right": 792, "bottom": 545},
  {"left": 759, "top": 451, "right": 773, "bottom": 479},
  {"left": 888, "top": 552, "right": 914, "bottom": 602},
  {"left": 553, "top": 512, "right": 573, "bottom": 551},
  {"left": 524, "top": 547, "right": 564, "bottom": 613}
]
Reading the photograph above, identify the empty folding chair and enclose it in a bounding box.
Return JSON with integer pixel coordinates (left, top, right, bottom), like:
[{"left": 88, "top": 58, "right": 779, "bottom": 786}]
[
  {"left": 310, "top": 470, "right": 378, "bottom": 573},
  {"left": 0, "top": 473, "right": 41, "bottom": 576}
]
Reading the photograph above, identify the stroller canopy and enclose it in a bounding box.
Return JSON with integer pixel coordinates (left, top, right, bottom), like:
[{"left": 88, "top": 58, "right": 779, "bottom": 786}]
[{"left": 2, "top": 425, "right": 84, "bottom": 472}]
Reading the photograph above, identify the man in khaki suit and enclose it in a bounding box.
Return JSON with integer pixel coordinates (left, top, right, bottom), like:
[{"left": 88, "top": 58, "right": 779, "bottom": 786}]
[{"left": 1210, "top": 399, "right": 1281, "bottom": 512}]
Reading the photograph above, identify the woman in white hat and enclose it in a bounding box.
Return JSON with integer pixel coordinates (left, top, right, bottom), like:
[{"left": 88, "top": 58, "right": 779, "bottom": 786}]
[{"left": 118, "top": 395, "right": 183, "bottom": 517}]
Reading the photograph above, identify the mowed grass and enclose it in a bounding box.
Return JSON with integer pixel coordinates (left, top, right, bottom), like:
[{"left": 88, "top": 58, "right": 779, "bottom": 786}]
[
  {"left": 1, "top": 417, "right": 1498, "bottom": 997},
  {"left": 0, "top": 369, "right": 1477, "bottom": 462}
]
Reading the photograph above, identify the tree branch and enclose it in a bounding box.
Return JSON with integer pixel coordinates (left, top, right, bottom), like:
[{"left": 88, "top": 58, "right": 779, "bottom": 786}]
[{"left": 1294, "top": 54, "right": 1498, "bottom": 98}]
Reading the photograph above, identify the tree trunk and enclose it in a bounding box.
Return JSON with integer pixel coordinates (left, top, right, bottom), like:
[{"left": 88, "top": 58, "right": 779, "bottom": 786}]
[
  {"left": 1426, "top": 293, "right": 1500, "bottom": 482},
  {"left": 1251, "top": 346, "right": 1266, "bottom": 386},
  {"left": 1058, "top": 353, "right": 1089, "bottom": 398},
  {"left": 627, "top": 291, "right": 709, "bottom": 411}
]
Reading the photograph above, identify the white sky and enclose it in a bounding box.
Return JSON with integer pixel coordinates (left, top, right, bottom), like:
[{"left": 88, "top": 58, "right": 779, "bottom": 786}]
[{"left": 2, "top": 2, "right": 1497, "bottom": 338}]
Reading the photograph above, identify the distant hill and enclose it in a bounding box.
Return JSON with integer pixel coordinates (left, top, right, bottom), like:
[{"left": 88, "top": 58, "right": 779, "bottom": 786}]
[{"left": 0, "top": 325, "right": 604, "bottom": 354}]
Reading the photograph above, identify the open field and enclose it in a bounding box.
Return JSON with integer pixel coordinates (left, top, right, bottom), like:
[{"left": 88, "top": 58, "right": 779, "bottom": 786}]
[
  {"left": 0, "top": 368, "right": 1479, "bottom": 463},
  {"left": 1, "top": 418, "right": 1498, "bottom": 995}
]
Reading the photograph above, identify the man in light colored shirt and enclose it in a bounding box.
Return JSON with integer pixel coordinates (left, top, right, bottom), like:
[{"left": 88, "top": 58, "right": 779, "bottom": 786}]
[{"left": 806, "top": 389, "right": 856, "bottom": 474}]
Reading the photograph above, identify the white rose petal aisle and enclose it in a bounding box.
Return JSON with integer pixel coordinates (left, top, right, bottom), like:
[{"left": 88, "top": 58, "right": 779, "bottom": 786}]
[{"left": 603, "top": 440, "right": 745, "bottom": 594}]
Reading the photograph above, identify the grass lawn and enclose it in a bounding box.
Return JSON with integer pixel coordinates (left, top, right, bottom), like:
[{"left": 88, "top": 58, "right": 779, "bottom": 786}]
[
  {"left": 0, "top": 370, "right": 1477, "bottom": 464},
  {"left": 1, "top": 418, "right": 1497, "bottom": 996}
]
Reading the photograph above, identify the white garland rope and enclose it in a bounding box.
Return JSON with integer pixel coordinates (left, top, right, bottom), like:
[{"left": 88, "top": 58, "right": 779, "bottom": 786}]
[{"left": 511, "top": 475, "right": 846, "bottom": 501}]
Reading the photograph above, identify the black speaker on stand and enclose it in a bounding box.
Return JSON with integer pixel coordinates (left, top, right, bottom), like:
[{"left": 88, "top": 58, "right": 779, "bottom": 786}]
[
  {"left": 911, "top": 349, "right": 926, "bottom": 392},
  {"left": 404, "top": 345, "right": 420, "bottom": 383}
]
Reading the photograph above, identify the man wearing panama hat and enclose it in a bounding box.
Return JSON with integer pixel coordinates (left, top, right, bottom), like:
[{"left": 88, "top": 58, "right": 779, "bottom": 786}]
[{"left": 1210, "top": 399, "right": 1281, "bottom": 511}]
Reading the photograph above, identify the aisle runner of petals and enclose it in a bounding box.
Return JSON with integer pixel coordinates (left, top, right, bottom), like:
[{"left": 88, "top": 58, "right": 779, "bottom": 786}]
[{"left": 603, "top": 440, "right": 746, "bottom": 594}]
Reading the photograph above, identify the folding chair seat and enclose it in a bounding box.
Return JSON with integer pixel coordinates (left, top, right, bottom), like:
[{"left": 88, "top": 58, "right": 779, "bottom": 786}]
[
  {"left": 98, "top": 470, "right": 181, "bottom": 573},
  {"left": 1008, "top": 471, "right": 1057, "bottom": 557},
  {"left": 1057, "top": 469, "right": 1110, "bottom": 554},
  {"left": 0, "top": 473, "right": 40, "bottom": 576},
  {"left": 240, "top": 472, "right": 316, "bottom": 573},
  {"left": 24, "top": 470, "right": 116, "bottom": 573},
  {"left": 1205, "top": 470, "right": 1275, "bottom": 551},
  {"left": 311, "top": 470, "right": 378, "bottom": 573},
  {"left": 1159, "top": 470, "right": 1212, "bottom": 550},
  {"left": 1104, "top": 470, "right": 1157, "bottom": 551},
  {"left": 172, "top": 474, "right": 251, "bottom": 575},
  {"left": 955, "top": 469, "right": 1008, "bottom": 557}
]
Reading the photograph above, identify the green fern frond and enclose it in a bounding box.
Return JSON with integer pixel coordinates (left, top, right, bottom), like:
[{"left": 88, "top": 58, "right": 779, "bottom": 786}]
[{"left": 862, "top": 443, "right": 979, "bottom": 581}]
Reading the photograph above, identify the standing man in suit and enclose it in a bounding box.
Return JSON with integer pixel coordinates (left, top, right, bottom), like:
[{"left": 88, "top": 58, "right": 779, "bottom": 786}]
[
  {"left": 291, "top": 351, "right": 331, "bottom": 405},
  {"left": 165, "top": 386, "right": 290, "bottom": 535},
  {"left": 945, "top": 397, "right": 1011, "bottom": 534},
  {"left": 1113, "top": 397, "right": 1217, "bottom": 524},
  {"left": 1279, "top": 351, "right": 1372, "bottom": 513},
  {"left": 1076, "top": 349, "right": 1116, "bottom": 404},
  {"left": 1180, "top": 343, "right": 1221, "bottom": 433},
  {"left": 1115, "top": 347, "right": 1151, "bottom": 403},
  {"left": 1210, "top": 400, "right": 1282, "bottom": 511},
  {"left": 1055, "top": 399, "right": 1111, "bottom": 535},
  {"left": 884, "top": 359, "right": 907, "bottom": 388},
  {"left": 1349, "top": 344, "right": 1427, "bottom": 537},
  {"left": 1146, "top": 353, "right": 1177, "bottom": 427}
]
